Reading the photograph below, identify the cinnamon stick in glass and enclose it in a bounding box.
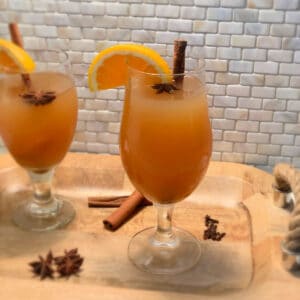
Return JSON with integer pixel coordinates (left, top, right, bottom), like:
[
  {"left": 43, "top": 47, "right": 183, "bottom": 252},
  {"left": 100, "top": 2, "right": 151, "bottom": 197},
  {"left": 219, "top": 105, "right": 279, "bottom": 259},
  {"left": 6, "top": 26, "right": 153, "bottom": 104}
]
[
  {"left": 103, "top": 190, "right": 152, "bottom": 231},
  {"left": 173, "top": 39, "right": 187, "bottom": 87},
  {"left": 8, "top": 23, "right": 31, "bottom": 88}
]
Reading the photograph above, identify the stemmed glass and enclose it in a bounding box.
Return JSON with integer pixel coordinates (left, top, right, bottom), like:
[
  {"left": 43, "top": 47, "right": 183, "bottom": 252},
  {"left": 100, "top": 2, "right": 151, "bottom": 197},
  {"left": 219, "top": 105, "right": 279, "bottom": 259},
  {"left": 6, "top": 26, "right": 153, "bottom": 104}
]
[
  {"left": 0, "top": 50, "right": 78, "bottom": 231},
  {"left": 120, "top": 64, "right": 212, "bottom": 274}
]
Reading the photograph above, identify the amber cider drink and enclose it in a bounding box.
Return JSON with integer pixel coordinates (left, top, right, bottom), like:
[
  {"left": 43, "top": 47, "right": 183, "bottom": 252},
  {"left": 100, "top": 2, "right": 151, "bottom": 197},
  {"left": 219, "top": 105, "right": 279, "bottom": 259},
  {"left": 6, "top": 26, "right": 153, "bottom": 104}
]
[
  {"left": 0, "top": 72, "right": 78, "bottom": 170},
  {"left": 120, "top": 71, "right": 212, "bottom": 204}
]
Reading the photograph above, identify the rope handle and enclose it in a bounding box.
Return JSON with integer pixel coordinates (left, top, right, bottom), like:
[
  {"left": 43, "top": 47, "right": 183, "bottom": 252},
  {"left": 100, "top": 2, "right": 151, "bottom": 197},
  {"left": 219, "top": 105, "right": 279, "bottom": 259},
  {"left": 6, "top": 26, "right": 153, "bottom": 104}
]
[
  {"left": 273, "top": 163, "right": 300, "bottom": 253},
  {"left": 273, "top": 163, "right": 299, "bottom": 206}
]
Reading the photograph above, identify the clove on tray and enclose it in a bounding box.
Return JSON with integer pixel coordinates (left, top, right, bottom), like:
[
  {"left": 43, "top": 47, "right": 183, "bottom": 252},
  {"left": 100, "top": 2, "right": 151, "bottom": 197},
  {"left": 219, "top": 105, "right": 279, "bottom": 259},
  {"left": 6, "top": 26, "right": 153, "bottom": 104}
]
[{"left": 203, "top": 215, "right": 226, "bottom": 241}]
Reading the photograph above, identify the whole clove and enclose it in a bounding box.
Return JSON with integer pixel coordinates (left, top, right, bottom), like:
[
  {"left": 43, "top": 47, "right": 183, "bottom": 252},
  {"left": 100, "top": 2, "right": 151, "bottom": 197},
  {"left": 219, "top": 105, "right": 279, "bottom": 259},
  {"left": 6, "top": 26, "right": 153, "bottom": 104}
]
[{"left": 203, "top": 215, "right": 226, "bottom": 241}]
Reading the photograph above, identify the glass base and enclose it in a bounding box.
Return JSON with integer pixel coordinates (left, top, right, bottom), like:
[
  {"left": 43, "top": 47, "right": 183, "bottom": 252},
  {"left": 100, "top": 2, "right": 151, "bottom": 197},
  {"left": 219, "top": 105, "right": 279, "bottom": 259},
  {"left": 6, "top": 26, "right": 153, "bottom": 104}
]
[
  {"left": 128, "top": 226, "right": 201, "bottom": 275},
  {"left": 12, "top": 197, "right": 75, "bottom": 232}
]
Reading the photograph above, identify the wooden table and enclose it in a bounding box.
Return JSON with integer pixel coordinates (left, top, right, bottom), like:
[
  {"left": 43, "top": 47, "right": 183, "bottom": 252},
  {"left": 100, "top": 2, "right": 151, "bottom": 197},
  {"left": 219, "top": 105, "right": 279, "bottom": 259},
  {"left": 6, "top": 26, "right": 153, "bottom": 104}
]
[{"left": 0, "top": 152, "right": 299, "bottom": 299}]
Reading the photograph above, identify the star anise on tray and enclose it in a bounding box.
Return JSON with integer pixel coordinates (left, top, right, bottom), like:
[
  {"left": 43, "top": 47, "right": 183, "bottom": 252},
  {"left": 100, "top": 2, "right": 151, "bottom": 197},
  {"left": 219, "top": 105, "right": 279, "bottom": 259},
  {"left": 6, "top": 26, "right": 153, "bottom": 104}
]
[
  {"left": 20, "top": 90, "right": 56, "bottom": 105},
  {"left": 152, "top": 83, "right": 178, "bottom": 94},
  {"left": 29, "top": 251, "right": 55, "bottom": 280},
  {"left": 54, "top": 248, "right": 84, "bottom": 278},
  {"left": 203, "top": 215, "right": 226, "bottom": 241}
]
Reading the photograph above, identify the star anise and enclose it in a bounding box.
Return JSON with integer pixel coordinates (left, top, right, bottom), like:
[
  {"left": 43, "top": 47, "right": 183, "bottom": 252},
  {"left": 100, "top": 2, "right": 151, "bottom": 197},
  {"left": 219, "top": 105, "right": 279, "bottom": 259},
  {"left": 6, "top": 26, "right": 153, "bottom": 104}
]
[
  {"left": 29, "top": 251, "right": 54, "bottom": 280},
  {"left": 152, "top": 83, "right": 179, "bottom": 94},
  {"left": 20, "top": 90, "right": 56, "bottom": 105},
  {"left": 54, "top": 248, "right": 84, "bottom": 278}
]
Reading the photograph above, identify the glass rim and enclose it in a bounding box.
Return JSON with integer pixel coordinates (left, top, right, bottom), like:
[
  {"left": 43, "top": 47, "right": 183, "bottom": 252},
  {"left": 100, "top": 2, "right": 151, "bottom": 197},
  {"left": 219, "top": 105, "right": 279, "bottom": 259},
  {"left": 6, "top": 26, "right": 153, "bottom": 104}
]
[
  {"left": 0, "top": 49, "right": 70, "bottom": 75},
  {"left": 127, "top": 60, "right": 205, "bottom": 77}
]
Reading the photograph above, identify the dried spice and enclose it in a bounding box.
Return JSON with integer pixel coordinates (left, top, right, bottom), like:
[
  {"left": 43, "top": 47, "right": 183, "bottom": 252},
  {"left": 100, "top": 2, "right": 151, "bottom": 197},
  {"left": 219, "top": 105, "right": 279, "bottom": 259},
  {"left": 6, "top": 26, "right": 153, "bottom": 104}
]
[
  {"left": 54, "top": 248, "right": 84, "bottom": 278},
  {"left": 152, "top": 83, "right": 178, "bottom": 94},
  {"left": 173, "top": 40, "right": 187, "bottom": 87},
  {"left": 28, "top": 248, "right": 84, "bottom": 280},
  {"left": 9, "top": 23, "right": 32, "bottom": 88},
  {"left": 29, "top": 251, "right": 55, "bottom": 280},
  {"left": 203, "top": 215, "right": 226, "bottom": 241},
  {"left": 20, "top": 90, "right": 56, "bottom": 105}
]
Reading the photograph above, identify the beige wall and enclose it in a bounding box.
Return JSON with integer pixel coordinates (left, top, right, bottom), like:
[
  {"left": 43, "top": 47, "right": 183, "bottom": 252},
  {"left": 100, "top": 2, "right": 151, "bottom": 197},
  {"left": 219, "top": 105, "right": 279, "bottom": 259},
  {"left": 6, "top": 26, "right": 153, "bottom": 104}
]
[{"left": 0, "top": 0, "right": 299, "bottom": 170}]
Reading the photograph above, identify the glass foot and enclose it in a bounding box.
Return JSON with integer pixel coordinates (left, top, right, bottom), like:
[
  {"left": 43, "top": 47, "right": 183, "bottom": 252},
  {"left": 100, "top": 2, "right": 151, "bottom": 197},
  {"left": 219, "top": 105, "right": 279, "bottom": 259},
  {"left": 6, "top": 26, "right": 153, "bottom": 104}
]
[
  {"left": 128, "top": 226, "right": 201, "bottom": 275},
  {"left": 12, "top": 198, "right": 75, "bottom": 232}
]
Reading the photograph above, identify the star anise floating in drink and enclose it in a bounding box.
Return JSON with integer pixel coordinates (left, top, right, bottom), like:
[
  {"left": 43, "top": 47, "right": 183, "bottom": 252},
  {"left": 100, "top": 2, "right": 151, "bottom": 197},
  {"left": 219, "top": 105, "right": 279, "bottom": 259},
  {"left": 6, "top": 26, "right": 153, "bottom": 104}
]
[
  {"left": 152, "top": 83, "right": 178, "bottom": 94},
  {"left": 20, "top": 90, "right": 56, "bottom": 105},
  {"left": 29, "top": 248, "right": 84, "bottom": 280}
]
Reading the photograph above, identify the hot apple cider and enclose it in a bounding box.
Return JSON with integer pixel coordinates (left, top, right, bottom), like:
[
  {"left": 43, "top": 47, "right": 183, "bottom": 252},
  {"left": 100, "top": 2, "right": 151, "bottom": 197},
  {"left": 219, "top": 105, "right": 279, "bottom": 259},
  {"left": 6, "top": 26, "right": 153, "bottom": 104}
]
[
  {"left": 0, "top": 71, "right": 77, "bottom": 171},
  {"left": 120, "top": 72, "right": 212, "bottom": 204}
]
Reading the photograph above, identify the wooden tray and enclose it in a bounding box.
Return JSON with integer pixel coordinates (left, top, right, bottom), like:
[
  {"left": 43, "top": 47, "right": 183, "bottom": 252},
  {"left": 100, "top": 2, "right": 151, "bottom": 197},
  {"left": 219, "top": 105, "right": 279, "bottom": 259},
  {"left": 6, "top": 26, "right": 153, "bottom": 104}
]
[{"left": 0, "top": 153, "right": 299, "bottom": 299}]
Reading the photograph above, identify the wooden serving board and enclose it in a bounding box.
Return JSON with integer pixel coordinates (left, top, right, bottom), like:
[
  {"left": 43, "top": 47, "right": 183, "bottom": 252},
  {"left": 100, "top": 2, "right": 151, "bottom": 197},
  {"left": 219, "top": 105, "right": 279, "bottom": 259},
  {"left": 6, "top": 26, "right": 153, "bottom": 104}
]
[{"left": 0, "top": 152, "right": 299, "bottom": 299}]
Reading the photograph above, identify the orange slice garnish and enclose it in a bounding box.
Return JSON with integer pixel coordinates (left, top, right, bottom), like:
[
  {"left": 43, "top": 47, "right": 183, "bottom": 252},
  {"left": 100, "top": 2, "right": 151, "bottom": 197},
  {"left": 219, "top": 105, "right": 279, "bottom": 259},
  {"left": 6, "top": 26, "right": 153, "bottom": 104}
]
[
  {"left": 0, "top": 38, "right": 35, "bottom": 73},
  {"left": 88, "top": 43, "right": 171, "bottom": 91}
]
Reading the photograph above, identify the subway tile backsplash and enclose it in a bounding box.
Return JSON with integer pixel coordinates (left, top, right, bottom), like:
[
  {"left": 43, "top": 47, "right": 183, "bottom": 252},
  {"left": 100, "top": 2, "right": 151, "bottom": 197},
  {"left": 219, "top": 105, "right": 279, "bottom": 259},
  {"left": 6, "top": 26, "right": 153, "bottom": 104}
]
[{"left": 0, "top": 0, "right": 299, "bottom": 170}]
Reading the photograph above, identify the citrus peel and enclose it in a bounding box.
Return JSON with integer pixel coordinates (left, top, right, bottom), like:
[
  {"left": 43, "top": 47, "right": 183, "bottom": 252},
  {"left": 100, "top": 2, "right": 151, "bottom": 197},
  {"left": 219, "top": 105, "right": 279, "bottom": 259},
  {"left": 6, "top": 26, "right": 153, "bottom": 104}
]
[
  {"left": 0, "top": 38, "right": 35, "bottom": 74},
  {"left": 88, "top": 43, "right": 171, "bottom": 91}
]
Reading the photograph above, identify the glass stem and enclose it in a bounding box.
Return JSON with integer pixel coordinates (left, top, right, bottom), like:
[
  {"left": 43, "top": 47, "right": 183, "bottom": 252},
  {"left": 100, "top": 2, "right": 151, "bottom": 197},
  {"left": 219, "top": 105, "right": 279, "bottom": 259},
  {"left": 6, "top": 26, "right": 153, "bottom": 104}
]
[
  {"left": 153, "top": 204, "right": 178, "bottom": 246},
  {"left": 27, "top": 169, "right": 59, "bottom": 217}
]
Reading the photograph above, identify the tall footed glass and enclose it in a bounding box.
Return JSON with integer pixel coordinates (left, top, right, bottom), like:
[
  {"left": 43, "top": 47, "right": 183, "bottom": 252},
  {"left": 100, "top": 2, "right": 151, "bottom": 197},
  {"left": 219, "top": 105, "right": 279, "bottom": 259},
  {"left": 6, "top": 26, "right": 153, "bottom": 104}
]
[
  {"left": 0, "top": 51, "right": 78, "bottom": 231},
  {"left": 120, "top": 64, "right": 212, "bottom": 274}
]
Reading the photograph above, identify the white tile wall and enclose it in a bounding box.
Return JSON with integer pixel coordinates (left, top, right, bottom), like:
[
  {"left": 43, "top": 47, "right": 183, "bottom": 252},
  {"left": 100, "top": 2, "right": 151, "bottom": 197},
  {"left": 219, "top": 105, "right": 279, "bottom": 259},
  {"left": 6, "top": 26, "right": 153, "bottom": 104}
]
[{"left": 0, "top": 0, "right": 299, "bottom": 170}]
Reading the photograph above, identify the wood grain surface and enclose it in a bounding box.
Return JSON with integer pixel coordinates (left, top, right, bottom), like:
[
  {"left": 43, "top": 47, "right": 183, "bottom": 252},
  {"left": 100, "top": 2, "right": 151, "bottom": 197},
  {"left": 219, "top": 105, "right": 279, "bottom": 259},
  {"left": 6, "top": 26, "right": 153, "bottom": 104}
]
[{"left": 0, "top": 152, "right": 299, "bottom": 299}]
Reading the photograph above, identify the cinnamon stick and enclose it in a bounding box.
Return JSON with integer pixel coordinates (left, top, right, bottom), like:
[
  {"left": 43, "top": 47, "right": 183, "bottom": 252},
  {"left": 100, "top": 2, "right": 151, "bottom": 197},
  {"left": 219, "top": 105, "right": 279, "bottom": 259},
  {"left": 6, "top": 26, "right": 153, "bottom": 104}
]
[
  {"left": 88, "top": 195, "right": 131, "bottom": 207},
  {"left": 88, "top": 194, "right": 151, "bottom": 208},
  {"left": 102, "top": 190, "right": 152, "bottom": 231},
  {"left": 173, "top": 39, "right": 187, "bottom": 87},
  {"left": 8, "top": 23, "right": 31, "bottom": 88},
  {"left": 9, "top": 23, "right": 24, "bottom": 48}
]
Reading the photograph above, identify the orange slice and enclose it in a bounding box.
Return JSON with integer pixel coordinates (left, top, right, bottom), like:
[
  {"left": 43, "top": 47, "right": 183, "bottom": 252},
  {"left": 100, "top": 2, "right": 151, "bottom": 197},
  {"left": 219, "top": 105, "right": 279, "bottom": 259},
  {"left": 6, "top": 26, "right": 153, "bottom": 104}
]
[
  {"left": 88, "top": 43, "right": 171, "bottom": 91},
  {"left": 0, "top": 38, "right": 35, "bottom": 73}
]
